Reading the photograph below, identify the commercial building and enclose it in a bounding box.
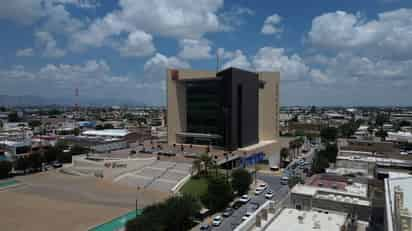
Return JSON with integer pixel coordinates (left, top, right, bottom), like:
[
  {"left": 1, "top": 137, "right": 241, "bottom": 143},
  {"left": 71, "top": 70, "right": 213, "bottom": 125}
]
[
  {"left": 82, "top": 129, "right": 138, "bottom": 143},
  {"left": 291, "top": 174, "right": 371, "bottom": 221},
  {"left": 387, "top": 131, "right": 412, "bottom": 143},
  {"left": 167, "top": 67, "right": 280, "bottom": 166},
  {"left": 329, "top": 138, "right": 412, "bottom": 179},
  {"left": 265, "top": 208, "right": 349, "bottom": 231},
  {"left": 384, "top": 173, "right": 412, "bottom": 231}
]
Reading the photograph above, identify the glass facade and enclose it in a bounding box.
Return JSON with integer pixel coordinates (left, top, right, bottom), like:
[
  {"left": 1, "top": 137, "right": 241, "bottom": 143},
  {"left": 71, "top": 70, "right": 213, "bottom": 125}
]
[{"left": 185, "top": 80, "right": 224, "bottom": 146}]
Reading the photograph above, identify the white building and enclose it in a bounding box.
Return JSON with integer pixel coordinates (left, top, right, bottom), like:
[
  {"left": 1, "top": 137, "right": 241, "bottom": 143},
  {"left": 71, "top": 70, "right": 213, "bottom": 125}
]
[
  {"left": 265, "top": 208, "right": 348, "bottom": 231},
  {"left": 387, "top": 131, "right": 412, "bottom": 143},
  {"left": 82, "top": 129, "right": 130, "bottom": 139},
  {"left": 384, "top": 173, "right": 412, "bottom": 231}
]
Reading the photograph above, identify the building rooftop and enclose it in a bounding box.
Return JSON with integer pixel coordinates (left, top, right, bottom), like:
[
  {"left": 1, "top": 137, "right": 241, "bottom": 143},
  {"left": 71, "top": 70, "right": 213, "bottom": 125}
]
[
  {"left": 266, "top": 208, "right": 347, "bottom": 231},
  {"left": 82, "top": 129, "right": 130, "bottom": 137}
]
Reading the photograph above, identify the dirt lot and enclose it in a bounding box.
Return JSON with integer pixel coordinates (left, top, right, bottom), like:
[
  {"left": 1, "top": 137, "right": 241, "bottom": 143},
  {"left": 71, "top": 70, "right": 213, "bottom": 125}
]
[{"left": 0, "top": 170, "right": 170, "bottom": 231}]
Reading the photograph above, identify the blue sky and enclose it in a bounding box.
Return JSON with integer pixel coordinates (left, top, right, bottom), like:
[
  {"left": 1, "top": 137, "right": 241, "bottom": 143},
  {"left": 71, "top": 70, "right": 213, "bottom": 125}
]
[{"left": 1, "top": 0, "right": 412, "bottom": 106}]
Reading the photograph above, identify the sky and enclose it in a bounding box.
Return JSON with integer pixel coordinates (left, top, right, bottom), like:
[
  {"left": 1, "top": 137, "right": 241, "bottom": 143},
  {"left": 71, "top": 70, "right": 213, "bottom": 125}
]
[{"left": 1, "top": 0, "right": 412, "bottom": 106}]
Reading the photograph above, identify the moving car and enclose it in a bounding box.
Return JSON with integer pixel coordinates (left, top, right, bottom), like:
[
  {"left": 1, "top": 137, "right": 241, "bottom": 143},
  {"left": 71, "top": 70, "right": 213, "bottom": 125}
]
[
  {"left": 52, "top": 161, "right": 63, "bottom": 168},
  {"left": 280, "top": 176, "right": 289, "bottom": 185},
  {"left": 223, "top": 208, "right": 234, "bottom": 217},
  {"left": 258, "top": 183, "right": 268, "bottom": 191},
  {"left": 265, "top": 190, "right": 274, "bottom": 199},
  {"left": 199, "top": 224, "right": 211, "bottom": 231},
  {"left": 241, "top": 212, "right": 253, "bottom": 221},
  {"left": 239, "top": 194, "right": 251, "bottom": 203},
  {"left": 212, "top": 215, "right": 222, "bottom": 226},
  {"left": 254, "top": 187, "right": 264, "bottom": 195}
]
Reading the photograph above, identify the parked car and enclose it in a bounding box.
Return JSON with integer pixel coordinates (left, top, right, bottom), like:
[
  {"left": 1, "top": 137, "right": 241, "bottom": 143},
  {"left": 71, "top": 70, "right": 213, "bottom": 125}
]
[
  {"left": 241, "top": 212, "right": 253, "bottom": 221},
  {"left": 212, "top": 215, "right": 222, "bottom": 226},
  {"left": 223, "top": 208, "right": 234, "bottom": 217},
  {"left": 265, "top": 190, "right": 274, "bottom": 199},
  {"left": 239, "top": 194, "right": 250, "bottom": 203},
  {"left": 199, "top": 224, "right": 211, "bottom": 231}
]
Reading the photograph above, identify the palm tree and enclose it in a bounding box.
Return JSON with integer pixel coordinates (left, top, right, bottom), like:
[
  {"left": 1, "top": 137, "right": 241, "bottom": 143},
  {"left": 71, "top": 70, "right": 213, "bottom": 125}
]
[
  {"left": 200, "top": 153, "right": 212, "bottom": 176},
  {"left": 280, "top": 148, "right": 289, "bottom": 167}
]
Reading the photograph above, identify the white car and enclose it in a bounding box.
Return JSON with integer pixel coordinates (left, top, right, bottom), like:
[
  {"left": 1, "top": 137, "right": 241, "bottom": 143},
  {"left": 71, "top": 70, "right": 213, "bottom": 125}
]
[
  {"left": 241, "top": 212, "right": 253, "bottom": 221},
  {"left": 212, "top": 215, "right": 222, "bottom": 226},
  {"left": 254, "top": 187, "right": 263, "bottom": 195},
  {"left": 258, "top": 183, "right": 268, "bottom": 191},
  {"left": 239, "top": 194, "right": 251, "bottom": 203},
  {"left": 265, "top": 191, "right": 274, "bottom": 199}
]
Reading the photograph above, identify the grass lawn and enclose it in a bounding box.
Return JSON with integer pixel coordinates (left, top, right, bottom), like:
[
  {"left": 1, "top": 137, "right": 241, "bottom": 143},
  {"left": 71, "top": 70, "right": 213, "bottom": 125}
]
[{"left": 180, "top": 177, "right": 208, "bottom": 199}]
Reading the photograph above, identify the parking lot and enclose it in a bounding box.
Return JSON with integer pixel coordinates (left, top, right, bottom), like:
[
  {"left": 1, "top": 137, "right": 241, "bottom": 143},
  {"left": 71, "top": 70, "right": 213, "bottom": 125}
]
[{"left": 202, "top": 174, "right": 288, "bottom": 231}]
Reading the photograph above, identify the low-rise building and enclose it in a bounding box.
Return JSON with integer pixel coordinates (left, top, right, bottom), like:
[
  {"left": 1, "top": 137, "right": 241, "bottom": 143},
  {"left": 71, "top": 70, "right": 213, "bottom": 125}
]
[
  {"left": 291, "top": 174, "right": 371, "bottom": 221},
  {"left": 265, "top": 208, "right": 349, "bottom": 231},
  {"left": 387, "top": 131, "right": 412, "bottom": 143}
]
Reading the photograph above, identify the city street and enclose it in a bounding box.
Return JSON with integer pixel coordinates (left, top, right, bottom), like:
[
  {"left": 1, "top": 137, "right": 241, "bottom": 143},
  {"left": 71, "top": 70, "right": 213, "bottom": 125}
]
[{"left": 211, "top": 173, "right": 288, "bottom": 231}]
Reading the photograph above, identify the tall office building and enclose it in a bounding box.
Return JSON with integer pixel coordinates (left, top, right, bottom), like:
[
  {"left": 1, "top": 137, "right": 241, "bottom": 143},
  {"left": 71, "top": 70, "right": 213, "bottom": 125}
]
[{"left": 167, "top": 67, "right": 280, "bottom": 166}]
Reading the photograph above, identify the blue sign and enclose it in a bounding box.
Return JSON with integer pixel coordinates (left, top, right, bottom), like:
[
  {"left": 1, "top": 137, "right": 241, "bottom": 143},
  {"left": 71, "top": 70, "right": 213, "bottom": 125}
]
[{"left": 240, "top": 152, "right": 265, "bottom": 167}]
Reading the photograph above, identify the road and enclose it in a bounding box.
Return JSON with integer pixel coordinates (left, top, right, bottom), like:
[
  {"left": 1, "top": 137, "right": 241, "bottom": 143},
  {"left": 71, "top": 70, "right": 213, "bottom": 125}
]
[{"left": 211, "top": 173, "right": 288, "bottom": 231}]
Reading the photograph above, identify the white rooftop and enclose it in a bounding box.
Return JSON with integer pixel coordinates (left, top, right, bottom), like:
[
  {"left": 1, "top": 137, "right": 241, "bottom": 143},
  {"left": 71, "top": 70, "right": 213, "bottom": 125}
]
[
  {"left": 266, "top": 208, "right": 347, "bottom": 231},
  {"left": 338, "top": 153, "right": 412, "bottom": 166},
  {"left": 82, "top": 129, "right": 130, "bottom": 137}
]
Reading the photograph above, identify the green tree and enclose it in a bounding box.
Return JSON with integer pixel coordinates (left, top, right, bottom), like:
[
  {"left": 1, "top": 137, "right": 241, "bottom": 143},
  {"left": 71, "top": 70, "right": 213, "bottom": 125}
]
[
  {"left": 191, "top": 159, "right": 202, "bottom": 176},
  {"left": 320, "top": 127, "right": 338, "bottom": 142},
  {"left": 103, "top": 123, "right": 114, "bottom": 129},
  {"left": 375, "top": 113, "right": 389, "bottom": 127},
  {"left": 28, "top": 120, "right": 42, "bottom": 128},
  {"left": 199, "top": 153, "right": 212, "bottom": 176},
  {"left": 0, "top": 161, "right": 12, "bottom": 179},
  {"left": 202, "top": 177, "right": 233, "bottom": 212},
  {"left": 44, "top": 147, "right": 60, "bottom": 163},
  {"left": 126, "top": 195, "right": 200, "bottom": 231},
  {"left": 27, "top": 153, "right": 42, "bottom": 171},
  {"left": 57, "top": 151, "right": 72, "bottom": 163},
  {"left": 15, "top": 157, "right": 28, "bottom": 174},
  {"left": 376, "top": 129, "right": 388, "bottom": 141},
  {"left": 73, "top": 128, "right": 81, "bottom": 136},
  {"left": 231, "top": 168, "right": 252, "bottom": 195},
  {"left": 288, "top": 175, "right": 304, "bottom": 188},
  {"left": 311, "top": 152, "right": 330, "bottom": 174},
  {"left": 8, "top": 112, "right": 20, "bottom": 122},
  {"left": 280, "top": 148, "right": 290, "bottom": 167},
  {"left": 70, "top": 145, "right": 89, "bottom": 155}
]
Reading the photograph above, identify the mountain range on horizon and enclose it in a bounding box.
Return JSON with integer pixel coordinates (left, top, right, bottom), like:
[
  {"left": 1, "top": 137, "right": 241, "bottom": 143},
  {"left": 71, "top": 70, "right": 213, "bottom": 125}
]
[{"left": 0, "top": 95, "right": 148, "bottom": 107}]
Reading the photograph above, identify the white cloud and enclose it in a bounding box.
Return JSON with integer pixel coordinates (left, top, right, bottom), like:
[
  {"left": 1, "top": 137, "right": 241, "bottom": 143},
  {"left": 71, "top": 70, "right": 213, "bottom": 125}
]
[
  {"left": 0, "top": 0, "right": 44, "bottom": 25},
  {"left": 16, "top": 48, "right": 34, "bottom": 57},
  {"left": 35, "top": 31, "right": 66, "bottom": 57},
  {"left": 117, "top": 30, "right": 156, "bottom": 57},
  {"left": 253, "top": 47, "right": 310, "bottom": 81},
  {"left": 313, "top": 52, "right": 412, "bottom": 83},
  {"left": 221, "top": 50, "right": 252, "bottom": 70},
  {"left": 219, "top": 6, "right": 254, "bottom": 30},
  {"left": 144, "top": 53, "right": 190, "bottom": 82},
  {"left": 71, "top": 0, "right": 224, "bottom": 51},
  {"left": 178, "top": 39, "right": 212, "bottom": 60},
  {"left": 308, "top": 9, "right": 412, "bottom": 60},
  {"left": 261, "top": 14, "right": 283, "bottom": 35},
  {"left": 54, "top": 0, "right": 100, "bottom": 8}
]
